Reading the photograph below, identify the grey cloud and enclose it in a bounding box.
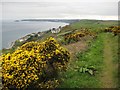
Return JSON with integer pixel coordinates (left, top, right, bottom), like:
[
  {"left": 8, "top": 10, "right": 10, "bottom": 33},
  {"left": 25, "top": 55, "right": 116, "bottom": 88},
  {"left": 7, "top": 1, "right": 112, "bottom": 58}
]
[{"left": 2, "top": 2, "right": 118, "bottom": 20}]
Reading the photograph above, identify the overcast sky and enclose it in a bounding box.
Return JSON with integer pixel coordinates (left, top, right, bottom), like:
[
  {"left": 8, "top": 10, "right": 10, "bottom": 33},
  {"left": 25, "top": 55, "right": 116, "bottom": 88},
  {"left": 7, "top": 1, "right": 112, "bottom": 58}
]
[{"left": 0, "top": 0, "right": 119, "bottom": 20}]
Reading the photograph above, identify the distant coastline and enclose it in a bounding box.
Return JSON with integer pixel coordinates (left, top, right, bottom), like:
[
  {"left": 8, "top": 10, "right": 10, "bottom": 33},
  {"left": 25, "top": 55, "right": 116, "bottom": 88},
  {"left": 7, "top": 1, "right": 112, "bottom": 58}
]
[
  {"left": 19, "top": 19, "right": 80, "bottom": 24},
  {"left": 2, "top": 20, "right": 70, "bottom": 50},
  {"left": 1, "top": 19, "right": 118, "bottom": 55}
]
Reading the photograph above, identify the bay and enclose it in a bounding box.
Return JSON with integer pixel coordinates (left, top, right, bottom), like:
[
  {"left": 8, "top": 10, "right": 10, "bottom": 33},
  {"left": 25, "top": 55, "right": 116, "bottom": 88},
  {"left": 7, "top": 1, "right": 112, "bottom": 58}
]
[{"left": 1, "top": 20, "right": 69, "bottom": 49}]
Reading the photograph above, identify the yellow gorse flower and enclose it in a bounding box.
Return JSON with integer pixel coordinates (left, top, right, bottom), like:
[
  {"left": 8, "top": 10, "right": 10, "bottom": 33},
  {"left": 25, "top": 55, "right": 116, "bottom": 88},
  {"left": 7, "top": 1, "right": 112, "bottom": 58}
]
[
  {"left": 64, "top": 30, "right": 96, "bottom": 44},
  {"left": 2, "top": 37, "right": 70, "bottom": 89}
]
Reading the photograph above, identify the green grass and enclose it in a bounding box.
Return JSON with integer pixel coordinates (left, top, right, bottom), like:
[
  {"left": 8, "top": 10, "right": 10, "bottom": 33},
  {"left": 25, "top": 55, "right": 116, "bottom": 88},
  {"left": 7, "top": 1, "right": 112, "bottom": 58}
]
[
  {"left": 1, "top": 20, "right": 118, "bottom": 88},
  {"left": 76, "top": 34, "right": 104, "bottom": 70},
  {"left": 107, "top": 33, "right": 118, "bottom": 87},
  {"left": 70, "top": 20, "right": 118, "bottom": 32},
  {"left": 58, "top": 32, "right": 119, "bottom": 88},
  {"left": 110, "top": 34, "right": 118, "bottom": 63},
  {"left": 58, "top": 33, "right": 104, "bottom": 88}
]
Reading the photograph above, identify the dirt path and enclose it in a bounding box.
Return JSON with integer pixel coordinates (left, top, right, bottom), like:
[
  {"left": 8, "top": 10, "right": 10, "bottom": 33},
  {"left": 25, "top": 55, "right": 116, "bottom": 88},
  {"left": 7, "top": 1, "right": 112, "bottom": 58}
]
[{"left": 100, "top": 34, "right": 116, "bottom": 88}]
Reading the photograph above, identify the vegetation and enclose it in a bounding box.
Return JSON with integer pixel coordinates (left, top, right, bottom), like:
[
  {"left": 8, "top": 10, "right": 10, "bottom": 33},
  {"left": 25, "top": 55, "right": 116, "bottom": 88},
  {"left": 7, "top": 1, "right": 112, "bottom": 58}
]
[
  {"left": 101, "top": 33, "right": 118, "bottom": 88},
  {"left": 2, "top": 37, "right": 70, "bottom": 89},
  {"left": 104, "top": 26, "right": 120, "bottom": 36},
  {"left": 58, "top": 33, "right": 104, "bottom": 88},
  {"left": 1, "top": 20, "right": 119, "bottom": 89},
  {"left": 70, "top": 20, "right": 118, "bottom": 33},
  {"left": 63, "top": 30, "right": 97, "bottom": 44}
]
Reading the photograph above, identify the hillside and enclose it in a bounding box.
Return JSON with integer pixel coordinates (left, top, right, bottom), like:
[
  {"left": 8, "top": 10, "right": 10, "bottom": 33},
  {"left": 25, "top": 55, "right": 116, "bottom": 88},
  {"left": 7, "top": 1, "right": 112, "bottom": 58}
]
[{"left": 0, "top": 19, "right": 119, "bottom": 89}]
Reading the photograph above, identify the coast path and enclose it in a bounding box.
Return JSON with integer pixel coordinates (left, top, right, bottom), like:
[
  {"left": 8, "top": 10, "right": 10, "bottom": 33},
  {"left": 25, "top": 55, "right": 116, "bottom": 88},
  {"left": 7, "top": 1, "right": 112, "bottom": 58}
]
[{"left": 100, "top": 34, "right": 118, "bottom": 88}]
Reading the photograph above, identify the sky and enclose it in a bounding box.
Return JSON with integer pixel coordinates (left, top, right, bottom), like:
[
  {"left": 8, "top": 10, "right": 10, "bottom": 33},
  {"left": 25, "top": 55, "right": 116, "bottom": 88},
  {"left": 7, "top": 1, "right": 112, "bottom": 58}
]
[{"left": 0, "top": 0, "right": 119, "bottom": 20}]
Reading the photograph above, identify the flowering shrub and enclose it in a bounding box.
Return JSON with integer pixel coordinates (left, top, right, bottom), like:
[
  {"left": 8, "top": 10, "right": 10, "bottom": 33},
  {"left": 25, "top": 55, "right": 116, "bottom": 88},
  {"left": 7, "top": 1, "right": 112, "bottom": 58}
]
[
  {"left": 63, "top": 30, "right": 97, "bottom": 44},
  {"left": 2, "top": 37, "right": 70, "bottom": 89},
  {"left": 64, "top": 32, "right": 85, "bottom": 44},
  {"left": 104, "top": 26, "right": 120, "bottom": 36}
]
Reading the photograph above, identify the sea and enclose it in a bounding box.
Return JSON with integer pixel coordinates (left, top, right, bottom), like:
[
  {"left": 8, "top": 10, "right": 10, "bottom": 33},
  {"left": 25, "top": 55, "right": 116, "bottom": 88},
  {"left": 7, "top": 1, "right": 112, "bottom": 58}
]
[{"left": 1, "top": 20, "right": 69, "bottom": 50}]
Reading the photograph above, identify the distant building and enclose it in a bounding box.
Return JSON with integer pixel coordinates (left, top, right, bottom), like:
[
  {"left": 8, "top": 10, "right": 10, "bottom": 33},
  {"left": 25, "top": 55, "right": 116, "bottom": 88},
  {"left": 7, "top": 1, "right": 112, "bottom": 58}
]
[
  {"left": 37, "top": 32, "right": 44, "bottom": 37},
  {"left": 51, "top": 26, "right": 61, "bottom": 33},
  {"left": 31, "top": 33, "right": 36, "bottom": 36},
  {"left": 19, "top": 39, "right": 24, "bottom": 42},
  {"left": 18, "top": 35, "right": 31, "bottom": 42}
]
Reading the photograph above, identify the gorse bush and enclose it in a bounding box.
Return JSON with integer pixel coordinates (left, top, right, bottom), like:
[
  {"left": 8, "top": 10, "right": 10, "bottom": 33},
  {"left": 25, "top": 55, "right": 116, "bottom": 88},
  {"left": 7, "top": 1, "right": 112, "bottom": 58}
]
[
  {"left": 63, "top": 31, "right": 97, "bottom": 44},
  {"left": 64, "top": 32, "right": 85, "bottom": 44},
  {"left": 2, "top": 37, "right": 70, "bottom": 89},
  {"left": 104, "top": 26, "right": 120, "bottom": 36}
]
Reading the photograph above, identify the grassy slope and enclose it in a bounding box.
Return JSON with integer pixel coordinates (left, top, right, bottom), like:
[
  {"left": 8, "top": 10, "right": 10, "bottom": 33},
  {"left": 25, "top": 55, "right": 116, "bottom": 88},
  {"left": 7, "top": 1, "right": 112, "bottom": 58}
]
[
  {"left": 57, "top": 20, "right": 118, "bottom": 88},
  {"left": 101, "top": 33, "right": 114, "bottom": 88},
  {"left": 100, "top": 33, "right": 118, "bottom": 88},
  {"left": 110, "top": 33, "right": 119, "bottom": 87},
  {"left": 1, "top": 20, "right": 118, "bottom": 88},
  {"left": 70, "top": 20, "right": 118, "bottom": 32},
  {"left": 59, "top": 32, "right": 118, "bottom": 88},
  {"left": 59, "top": 33, "right": 104, "bottom": 88}
]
